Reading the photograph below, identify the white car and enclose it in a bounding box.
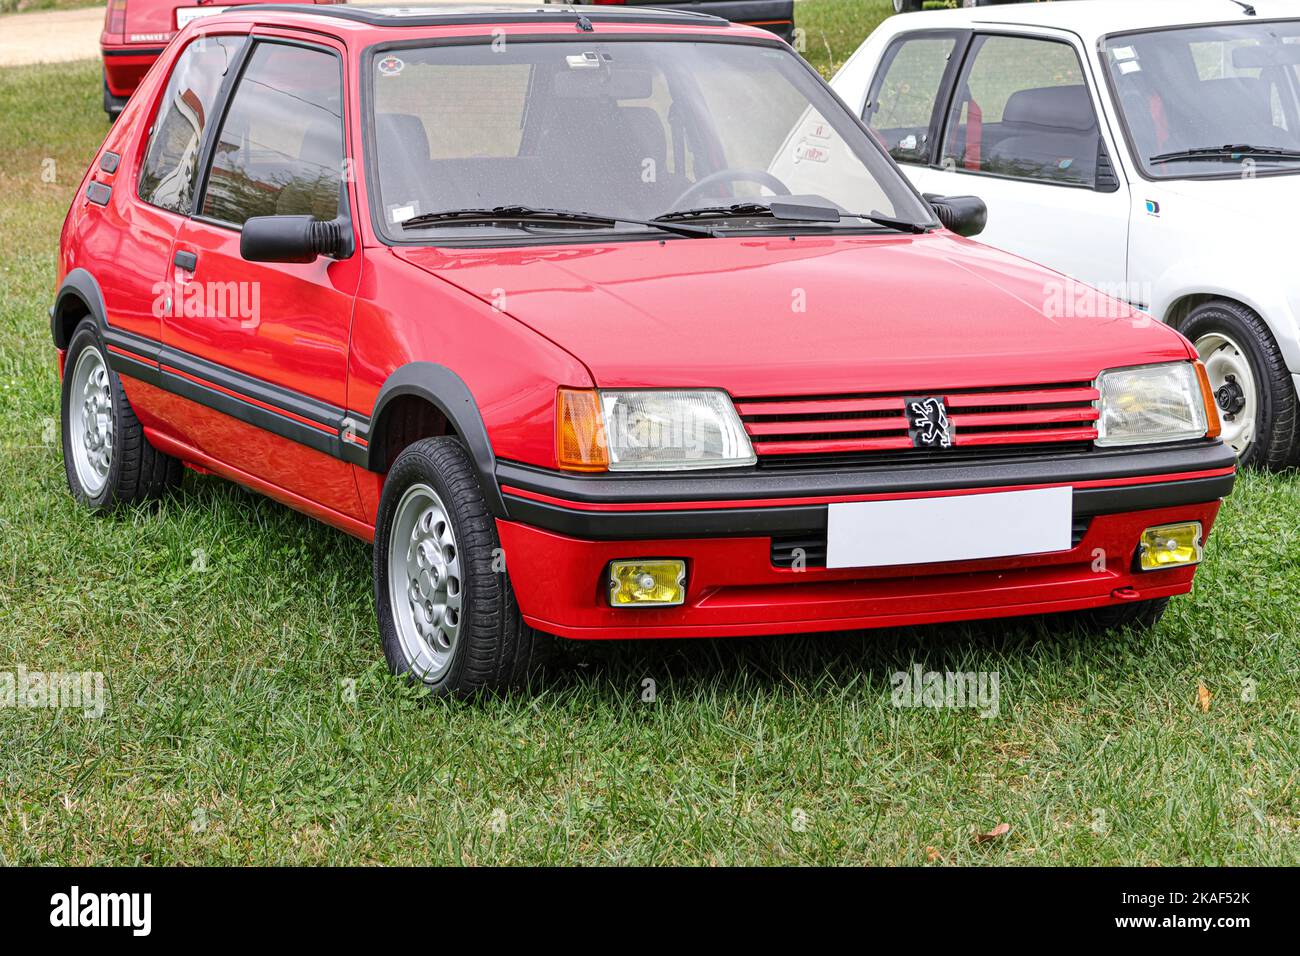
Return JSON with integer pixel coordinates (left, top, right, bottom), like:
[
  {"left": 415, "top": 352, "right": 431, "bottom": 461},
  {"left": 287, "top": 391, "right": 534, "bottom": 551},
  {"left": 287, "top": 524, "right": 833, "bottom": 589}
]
[{"left": 833, "top": 0, "right": 1300, "bottom": 469}]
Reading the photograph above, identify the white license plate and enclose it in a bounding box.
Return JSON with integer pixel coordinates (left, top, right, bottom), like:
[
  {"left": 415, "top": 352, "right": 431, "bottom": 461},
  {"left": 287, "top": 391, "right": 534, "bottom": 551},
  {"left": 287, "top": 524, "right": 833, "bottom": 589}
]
[
  {"left": 176, "top": 6, "right": 228, "bottom": 28},
  {"left": 825, "top": 486, "right": 1073, "bottom": 569}
]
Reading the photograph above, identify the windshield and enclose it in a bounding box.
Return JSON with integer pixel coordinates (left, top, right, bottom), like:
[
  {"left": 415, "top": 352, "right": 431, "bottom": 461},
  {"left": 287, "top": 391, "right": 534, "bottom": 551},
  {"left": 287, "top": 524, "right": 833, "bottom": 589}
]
[
  {"left": 368, "top": 39, "right": 932, "bottom": 240},
  {"left": 1102, "top": 20, "right": 1300, "bottom": 178}
]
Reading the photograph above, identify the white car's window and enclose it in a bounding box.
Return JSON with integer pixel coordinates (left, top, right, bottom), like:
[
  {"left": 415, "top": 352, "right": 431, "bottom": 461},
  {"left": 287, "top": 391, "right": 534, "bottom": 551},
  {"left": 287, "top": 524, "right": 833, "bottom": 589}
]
[
  {"left": 1102, "top": 21, "right": 1300, "bottom": 179},
  {"left": 866, "top": 33, "right": 958, "bottom": 165},
  {"left": 139, "top": 35, "right": 247, "bottom": 215},
  {"left": 369, "top": 40, "right": 932, "bottom": 239},
  {"left": 941, "top": 35, "right": 1099, "bottom": 187}
]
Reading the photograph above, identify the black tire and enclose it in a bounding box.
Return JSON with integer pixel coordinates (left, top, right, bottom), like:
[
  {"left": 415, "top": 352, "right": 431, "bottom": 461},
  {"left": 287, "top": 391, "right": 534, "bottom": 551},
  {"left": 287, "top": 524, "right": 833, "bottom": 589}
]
[
  {"left": 894, "top": 0, "right": 924, "bottom": 11},
  {"left": 373, "top": 437, "right": 551, "bottom": 697},
  {"left": 1181, "top": 299, "right": 1298, "bottom": 471},
  {"left": 1073, "top": 597, "right": 1170, "bottom": 633},
  {"left": 61, "top": 320, "right": 182, "bottom": 512}
]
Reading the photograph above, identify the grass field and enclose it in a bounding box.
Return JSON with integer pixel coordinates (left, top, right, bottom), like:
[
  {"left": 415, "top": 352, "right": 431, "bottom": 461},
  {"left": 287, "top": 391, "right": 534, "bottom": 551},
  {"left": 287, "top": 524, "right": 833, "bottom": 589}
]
[{"left": 1, "top": 4, "right": 1298, "bottom": 866}]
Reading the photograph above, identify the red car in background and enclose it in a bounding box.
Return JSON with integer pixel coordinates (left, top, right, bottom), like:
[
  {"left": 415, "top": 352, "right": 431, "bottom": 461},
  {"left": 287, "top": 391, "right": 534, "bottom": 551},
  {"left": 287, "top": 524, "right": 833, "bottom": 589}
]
[{"left": 100, "top": 0, "right": 337, "bottom": 119}]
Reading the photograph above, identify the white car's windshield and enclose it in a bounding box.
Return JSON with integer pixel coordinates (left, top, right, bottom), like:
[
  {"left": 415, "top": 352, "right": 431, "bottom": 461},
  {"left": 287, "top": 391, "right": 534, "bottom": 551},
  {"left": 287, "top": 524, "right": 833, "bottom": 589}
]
[
  {"left": 1102, "top": 20, "right": 1300, "bottom": 178},
  {"left": 369, "top": 39, "right": 932, "bottom": 239}
]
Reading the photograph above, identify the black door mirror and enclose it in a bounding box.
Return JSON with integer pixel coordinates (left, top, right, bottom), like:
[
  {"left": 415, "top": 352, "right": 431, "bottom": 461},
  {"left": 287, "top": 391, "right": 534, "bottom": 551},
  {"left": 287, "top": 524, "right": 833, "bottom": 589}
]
[
  {"left": 240, "top": 215, "right": 350, "bottom": 263},
  {"left": 923, "top": 194, "right": 988, "bottom": 238}
]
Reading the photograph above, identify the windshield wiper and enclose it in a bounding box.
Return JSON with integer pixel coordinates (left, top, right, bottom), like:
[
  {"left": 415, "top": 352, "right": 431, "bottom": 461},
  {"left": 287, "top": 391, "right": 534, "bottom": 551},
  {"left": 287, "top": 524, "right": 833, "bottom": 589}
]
[
  {"left": 400, "top": 205, "right": 714, "bottom": 238},
  {"left": 655, "top": 200, "right": 930, "bottom": 234},
  {"left": 1149, "top": 144, "right": 1300, "bottom": 165}
]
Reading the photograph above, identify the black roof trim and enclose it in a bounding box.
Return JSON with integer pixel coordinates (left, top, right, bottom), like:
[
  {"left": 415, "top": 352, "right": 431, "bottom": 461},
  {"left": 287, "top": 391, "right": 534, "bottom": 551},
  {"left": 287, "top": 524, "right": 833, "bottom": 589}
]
[{"left": 235, "top": 4, "right": 729, "bottom": 29}]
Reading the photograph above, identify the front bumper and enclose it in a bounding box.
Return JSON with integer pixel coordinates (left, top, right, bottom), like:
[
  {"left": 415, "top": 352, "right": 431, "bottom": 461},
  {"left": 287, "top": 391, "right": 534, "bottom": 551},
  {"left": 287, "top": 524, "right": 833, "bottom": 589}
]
[{"left": 494, "top": 441, "right": 1235, "bottom": 639}]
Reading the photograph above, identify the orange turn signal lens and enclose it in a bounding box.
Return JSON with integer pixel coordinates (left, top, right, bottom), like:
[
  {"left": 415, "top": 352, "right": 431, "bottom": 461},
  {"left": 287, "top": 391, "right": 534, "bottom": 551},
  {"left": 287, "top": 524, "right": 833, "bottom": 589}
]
[
  {"left": 556, "top": 388, "right": 608, "bottom": 472},
  {"left": 1193, "top": 360, "right": 1222, "bottom": 441}
]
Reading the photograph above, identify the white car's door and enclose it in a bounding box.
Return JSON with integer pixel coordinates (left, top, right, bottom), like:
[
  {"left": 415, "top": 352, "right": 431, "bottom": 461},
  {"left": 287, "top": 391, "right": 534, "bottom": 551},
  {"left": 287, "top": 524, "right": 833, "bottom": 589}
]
[{"left": 920, "top": 32, "right": 1131, "bottom": 296}]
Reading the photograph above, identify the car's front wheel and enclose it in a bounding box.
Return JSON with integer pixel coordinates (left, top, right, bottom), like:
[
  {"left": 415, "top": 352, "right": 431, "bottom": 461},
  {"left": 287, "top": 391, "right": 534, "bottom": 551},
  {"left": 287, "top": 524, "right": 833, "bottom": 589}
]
[
  {"left": 61, "top": 320, "right": 182, "bottom": 511},
  {"left": 373, "top": 437, "right": 549, "bottom": 696},
  {"left": 1183, "top": 300, "right": 1298, "bottom": 470}
]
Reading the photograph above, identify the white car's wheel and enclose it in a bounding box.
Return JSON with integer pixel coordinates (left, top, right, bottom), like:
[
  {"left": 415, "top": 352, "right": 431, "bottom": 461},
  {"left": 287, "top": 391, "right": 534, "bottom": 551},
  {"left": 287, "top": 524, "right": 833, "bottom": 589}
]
[
  {"left": 893, "top": 0, "right": 924, "bottom": 12},
  {"left": 1181, "top": 300, "right": 1298, "bottom": 470}
]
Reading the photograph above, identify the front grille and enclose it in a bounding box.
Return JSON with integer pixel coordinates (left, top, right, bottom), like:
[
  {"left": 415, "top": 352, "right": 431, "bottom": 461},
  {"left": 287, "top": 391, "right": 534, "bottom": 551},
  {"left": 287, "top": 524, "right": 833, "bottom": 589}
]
[
  {"left": 771, "top": 515, "right": 1093, "bottom": 569},
  {"left": 737, "top": 382, "right": 1099, "bottom": 462}
]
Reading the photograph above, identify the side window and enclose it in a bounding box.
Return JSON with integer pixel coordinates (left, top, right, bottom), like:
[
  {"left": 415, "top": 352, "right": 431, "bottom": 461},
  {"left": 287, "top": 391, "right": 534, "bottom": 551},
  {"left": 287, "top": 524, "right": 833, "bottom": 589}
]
[
  {"left": 942, "top": 35, "right": 1099, "bottom": 187},
  {"left": 867, "top": 34, "right": 957, "bottom": 165},
  {"left": 200, "top": 43, "right": 344, "bottom": 227},
  {"left": 139, "top": 35, "right": 246, "bottom": 214}
]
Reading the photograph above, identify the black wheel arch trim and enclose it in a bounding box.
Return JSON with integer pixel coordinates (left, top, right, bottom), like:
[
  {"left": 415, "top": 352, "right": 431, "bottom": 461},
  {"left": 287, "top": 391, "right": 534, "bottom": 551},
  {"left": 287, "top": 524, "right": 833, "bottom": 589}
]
[{"left": 364, "top": 362, "right": 505, "bottom": 516}]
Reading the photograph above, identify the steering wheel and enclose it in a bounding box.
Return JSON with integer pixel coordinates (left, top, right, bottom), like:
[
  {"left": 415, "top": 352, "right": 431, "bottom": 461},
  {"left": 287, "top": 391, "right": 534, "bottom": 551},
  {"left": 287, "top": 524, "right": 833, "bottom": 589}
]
[{"left": 669, "top": 168, "right": 791, "bottom": 210}]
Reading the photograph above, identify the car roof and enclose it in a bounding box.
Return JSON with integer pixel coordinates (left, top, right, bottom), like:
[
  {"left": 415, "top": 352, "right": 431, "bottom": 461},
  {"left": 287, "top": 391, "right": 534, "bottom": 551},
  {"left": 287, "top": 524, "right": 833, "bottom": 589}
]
[
  {"left": 885, "top": 0, "right": 1299, "bottom": 43},
  {"left": 221, "top": 2, "right": 733, "bottom": 32}
]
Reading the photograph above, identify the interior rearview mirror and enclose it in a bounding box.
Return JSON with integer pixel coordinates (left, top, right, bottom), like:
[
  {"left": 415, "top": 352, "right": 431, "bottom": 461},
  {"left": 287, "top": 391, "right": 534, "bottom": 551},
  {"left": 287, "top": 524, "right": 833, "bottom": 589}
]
[
  {"left": 240, "top": 215, "right": 350, "bottom": 263},
  {"left": 923, "top": 194, "right": 988, "bottom": 238}
]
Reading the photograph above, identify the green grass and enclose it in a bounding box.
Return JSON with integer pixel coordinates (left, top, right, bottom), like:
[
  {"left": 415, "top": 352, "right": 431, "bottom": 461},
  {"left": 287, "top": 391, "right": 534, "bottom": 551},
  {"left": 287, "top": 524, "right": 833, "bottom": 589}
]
[
  {"left": 0, "top": 0, "right": 101, "bottom": 15},
  {"left": 2, "top": 18, "right": 1300, "bottom": 865},
  {"left": 800, "top": 0, "right": 895, "bottom": 79}
]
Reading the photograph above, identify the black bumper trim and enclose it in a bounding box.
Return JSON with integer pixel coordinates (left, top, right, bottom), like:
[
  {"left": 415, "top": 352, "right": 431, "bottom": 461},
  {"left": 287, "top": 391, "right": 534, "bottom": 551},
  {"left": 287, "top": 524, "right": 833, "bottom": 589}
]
[
  {"left": 497, "top": 441, "right": 1236, "bottom": 507},
  {"left": 502, "top": 472, "right": 1235, "bottom": 540}
]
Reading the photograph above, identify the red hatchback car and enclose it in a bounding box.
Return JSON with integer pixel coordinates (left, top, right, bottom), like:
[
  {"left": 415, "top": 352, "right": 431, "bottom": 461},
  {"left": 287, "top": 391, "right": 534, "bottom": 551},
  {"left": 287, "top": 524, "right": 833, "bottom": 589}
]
[
  {"left": 56, "top": 4, "right": 1235, "bottom": 695},
  {"left": 100, "top": 0, "right": 335, "bottom": 119}
]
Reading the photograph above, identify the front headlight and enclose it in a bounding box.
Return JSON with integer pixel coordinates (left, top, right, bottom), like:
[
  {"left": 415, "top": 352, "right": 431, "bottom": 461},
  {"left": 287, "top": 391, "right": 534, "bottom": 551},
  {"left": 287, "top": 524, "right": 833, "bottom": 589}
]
[
  {"left": 1094, "top": 362, "right": 1212, "bottom": 447},
  {"left": 556, "top": 388, "right": 754, "bottom": 471},
  {"left": 601, "top": 390, "right": 755, "bottom": 471}
]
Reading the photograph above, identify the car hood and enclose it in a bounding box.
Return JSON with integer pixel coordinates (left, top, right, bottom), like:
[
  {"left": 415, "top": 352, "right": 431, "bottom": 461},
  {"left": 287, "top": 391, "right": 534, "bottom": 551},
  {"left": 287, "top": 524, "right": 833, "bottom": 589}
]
[
  {"left": 394, "top": 233, "right": 1192, "bottom": 396},
  {"left": 1149, "top": 171, "right": 1300, "bottom": 226}
]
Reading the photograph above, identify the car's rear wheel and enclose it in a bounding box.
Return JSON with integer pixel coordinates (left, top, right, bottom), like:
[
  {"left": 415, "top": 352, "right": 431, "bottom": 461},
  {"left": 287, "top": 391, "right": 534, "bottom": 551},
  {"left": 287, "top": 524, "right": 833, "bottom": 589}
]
[
  {"left": 1183, "top": 299, "right": 1298, "bottom": 470},
  {"left": 61, "top": 320, "right": 182, "bottom": 511},
  {"left": 373, "top": 437, "right": 550, "bottom": 696},
  {"left": 893, "top": 0, "right": 924, "bottom": 11},
  {"left": 1073, "top": 597, "right": 1170, "bottom": 633}
]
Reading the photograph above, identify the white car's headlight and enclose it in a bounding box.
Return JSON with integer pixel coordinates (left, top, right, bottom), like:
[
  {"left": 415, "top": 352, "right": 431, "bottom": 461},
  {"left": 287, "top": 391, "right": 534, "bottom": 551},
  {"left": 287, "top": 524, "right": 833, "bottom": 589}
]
[
  {"left": 1094, "top": 362, "right": 1212, "bottom": 447},
  {"left": 600, "top": 390, "right": 755, "bottom": 471}
]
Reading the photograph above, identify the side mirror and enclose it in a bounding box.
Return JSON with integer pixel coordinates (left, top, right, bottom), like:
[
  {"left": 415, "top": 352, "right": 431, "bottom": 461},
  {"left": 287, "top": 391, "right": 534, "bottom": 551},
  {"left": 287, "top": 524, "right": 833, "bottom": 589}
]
[
  {"left": 240, "top": 215, "right": 350, "bottom": 263},
  {"left": 923, "top": 194, "right": 987, "bottom": 238}
]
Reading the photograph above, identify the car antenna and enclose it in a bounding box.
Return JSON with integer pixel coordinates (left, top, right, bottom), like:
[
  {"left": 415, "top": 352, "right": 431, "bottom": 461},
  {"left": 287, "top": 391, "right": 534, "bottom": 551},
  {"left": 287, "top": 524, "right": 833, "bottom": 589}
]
[{"left": 1228, "top": 0, "right": 1256, "bottom": 15}]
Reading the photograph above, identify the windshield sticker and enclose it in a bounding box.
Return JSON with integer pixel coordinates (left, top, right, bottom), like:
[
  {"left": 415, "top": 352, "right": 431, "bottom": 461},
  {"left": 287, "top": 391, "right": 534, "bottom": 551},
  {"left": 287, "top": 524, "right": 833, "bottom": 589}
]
[
  {"left": 794, "top": 142, "right": 830, "bottom": 164},
  {"left": 377, "top": 55, "right": 405, "bottom": 77},
  {"left": 1118, "top": 60, "right": 1142, "bottom": 75},
  {"left": 1111, "top": 46, "right": 1137, "bottom": 61},
  {"left": 566, "top": 52, "right": 601, "bottom": 69},
  {"left": 806, "top": 121, "right": 833, "bottom": 141},
  {"left": 388, "top": 201, "right": 418, "bottom": 223}
]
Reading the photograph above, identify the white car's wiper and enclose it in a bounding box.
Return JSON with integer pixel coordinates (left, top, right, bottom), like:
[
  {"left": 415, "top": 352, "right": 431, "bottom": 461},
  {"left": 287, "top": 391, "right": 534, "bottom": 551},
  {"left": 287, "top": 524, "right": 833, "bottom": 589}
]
[
  {"left": 1149, "top": 144, "right": 1300, "bottom": 165},
  {"left": 399, "top": 205, "right": 714, "bottom": 238},
  {"left": 655, "top": 199, "right": 930, "bottom": 234}
]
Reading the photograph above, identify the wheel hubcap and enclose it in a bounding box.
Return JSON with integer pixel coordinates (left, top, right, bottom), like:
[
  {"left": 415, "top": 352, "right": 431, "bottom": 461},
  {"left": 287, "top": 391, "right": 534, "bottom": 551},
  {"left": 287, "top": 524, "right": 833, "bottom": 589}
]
[
  {"left": 1196, "top": 332, "right": 1257, "bottom": 456},
  {"left": 68, "top": 345, "right": 114, "bottom": 495},
  {"left": 387, "top": 483, "right": 462, "bottom": 681}
]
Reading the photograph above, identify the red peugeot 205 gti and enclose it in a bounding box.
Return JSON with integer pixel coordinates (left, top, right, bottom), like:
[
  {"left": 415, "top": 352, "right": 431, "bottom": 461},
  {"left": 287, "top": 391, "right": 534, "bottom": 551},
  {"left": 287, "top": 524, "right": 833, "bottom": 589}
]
[{"left": 55, "top": 5, "right": 1234, "bottom": 694}]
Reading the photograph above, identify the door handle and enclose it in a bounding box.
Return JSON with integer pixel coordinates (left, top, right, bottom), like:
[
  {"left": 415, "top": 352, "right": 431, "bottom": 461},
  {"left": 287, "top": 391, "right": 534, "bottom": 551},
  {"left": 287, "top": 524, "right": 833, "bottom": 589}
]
[{"left": 173, "top": 250, "right": 198, "bottom": 272}]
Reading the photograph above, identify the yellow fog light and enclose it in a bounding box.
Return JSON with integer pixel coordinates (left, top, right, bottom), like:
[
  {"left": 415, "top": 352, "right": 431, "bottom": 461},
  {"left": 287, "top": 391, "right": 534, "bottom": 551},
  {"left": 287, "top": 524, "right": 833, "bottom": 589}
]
[
  {"left": 608, "top": 559, "right": 686, "bottom": 607},
  {"left": 1138, "top": 522, "right": 1204, "bottom": 571}
]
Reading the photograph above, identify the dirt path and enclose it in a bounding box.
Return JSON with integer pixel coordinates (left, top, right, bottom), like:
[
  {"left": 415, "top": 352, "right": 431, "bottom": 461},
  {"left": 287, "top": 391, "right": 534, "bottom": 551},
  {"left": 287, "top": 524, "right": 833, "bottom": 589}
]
[{"left": 0, "top": 6, "right": 105, "bottom": 68}]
